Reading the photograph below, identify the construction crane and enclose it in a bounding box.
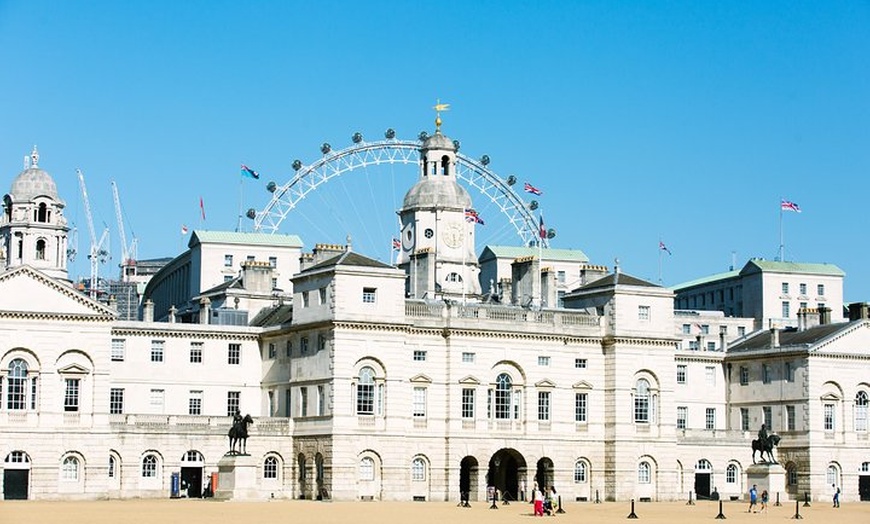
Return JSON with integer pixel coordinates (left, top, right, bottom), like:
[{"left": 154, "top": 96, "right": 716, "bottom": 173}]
[
  {"left": 111, "top": 180, "right": 138, "bottom": 282},
  {"left": 76, "top": 169, "right": 110, "bottom": 298}
]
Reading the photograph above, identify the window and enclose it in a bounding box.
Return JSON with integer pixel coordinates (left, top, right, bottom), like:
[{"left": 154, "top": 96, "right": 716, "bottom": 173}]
[
  {"left": 741, "top": 408, "right": 750, "bottom": 431},
  {"left": 461, "top": 388, "right": 475, "bottom": 419},
  {"left": 634, "top": 379, "right": 650, "bottom": 424},
  {"left": 362, "top": 287, "right": 377, "bottom": 304},
  {"left": 110, "top": 388, "right": 124, "bottom": 415},
  {"left": 319, "top": 287, "right": 327, "bottom": 305},
  {"left": 286, "top": 340, "right": 292, "bottom": 357},
  {"left": 227, "top": 391, "right": 240, "bottom": 416},
  {"left": 705, "top": 366, "right": 716, "bottom": 386},
  {"left": 446, "top": 272, "right": 463, "bottom": 283},
  {"left": 302, "top": 291, "right": 309, "bottom": 308},
  {"left": 150, "top": 389, "right": 165, "bottom": 413},
  {"left": 676, "top": 365, "right": 686, "bottom": 384},
  {"left": 739, "top": 366, "right": 749, "bottom": 385},
  {"left": 575, "top": 358, "right": 587, "bottom": 369},
  {"left": 224, "top": 254, "right": 233, "bottom": 267},
  {"left": 64, "top": 378, "right": 80, "bottom": 412},
  {"left": 557, "top": 270, "right": 566, "bottom": 283},
  {"left": 688, "top": 340, "right": 699, "bottom": 351},
  {"left": 317, "top": 385, "right": 325, "bottom": 416},
  {"left": 285, "top": 389, "right": 292, "bottom": 417},
  {"left": 413, "top": 387, "right": 427, "bottom": 418},
  {"left": 638, "top": 305, "right": 650, "bottom": 320},
  {"left": 787, "top": 466, "right": 798, "bottom": 487},
  {"left": 700, "top": 324, "right": 710, "bottom": 335},
  {"left": 151, "top": 340, "right": 164, "bottom": 362},
  {"left": 682, "top": 324, "right": 691, "bottom": 334},
  {"left": 785, "top": 362, "right": 794, "bottom": 382},
  {"left": 762, "top": 364, "right": 771, "bottom": 384},
  {"left": 228, "top": 343, "right": 241, "bottom": 365},
  {"left": 359, "top": 457, "right": 374, "bottom": 481},
  {"left": 677, "top": 406, "right": 687, "bottom": 429},
  {"left": 357, "top": 367, "right": 375, "bottom": 415},
  {"left": 817, "top": 284, "right": 825, "bottom": 296},
  {"left": 189, "top": 390, "right": 202, "bottom": 415},
  {"left": 537, "top": 391, "right": 550, "bottom": 421},
  {"left": 462, "top": 352, "right": 475, "bottom": 363},
  {"left": 763, "top": 406, "right": 772, "bottom": 429},
  {"left": 495, "top": 373, "right": 514, "bottom": 420},
  {"left": 62, "top": 456, "right": 79, "bottom": 481},
  {"left": 108, "top": 455, "right": 116, "bottom": 478},
  {"left": 726, "top": 464, "right": 738, "bottom": 484},
  {"left": 299, "top": 387, "right": 308, "bottom": 417},
  {"left": 824, "top": 403, "right": 835, "bottom": 431},
  {"left": 826, "top": 464, "right": 839, "bottom": 487},
  {"left": 575, "top": 392, "right": 587, "bottom": 423},
  {"left": 190, "top": 342, "right": 203, "bottom": 363},
  {"left": 268, "top": 343, "right": 276, "bottom": 359},
  {"left": 111, "top": 339, "right": 125, "bottom": 361},
  {"left": 705, "top": 407, "right": 716, "bottom": 430},
  {"left": 264, "top": 456, "right": 278, "bottom": 479},
  {"left": 411, "top": 458, "right": 426, "bottom": 481},
  {"left": 786, "top": 405, "right": 796, "bottom": 431},
  {"left": 782, "top": 301, "right": 790, "bottom": 318},
  {"left": 246, "top": 255, "right": 255, "bottom": 262},
  {"left": 782, "top": 282, "right": 789, "bottom": 294},
  {"left": 538, "top": 356, "right": 550, "bottom": 367},
  {"left": 574, "top": 461, "right": 587, "bottom": 483},
  {"left": 706, "top": 342, "right": 716, "bottom": 351},
  {"left": 738, "top": 326, "right": 746, "bottom": 337},
  {"left": 35, "top": 238, "right": 46, "bottom": 260},
  {"left": 142, "top": 455, "right": 158, "bottom": 478},
  {"left": 301, "top": 337, "right": 309, "bottom": 355},
  {"left": 224, "top": 275, "right": 233, "bottom": 283},
  {"left": 268, "top": 256, "right": 277, "bottom": 268},
  {"left": 856, "top": 391, "right": 868, "bottom": 432},
  {"left": 413, "top": 350, "right": 427, "bottom": 362},
  {"left": 638, "top": 462, "right": 651, "bottom": 484},
  {"left": 799, "top": 283, "right": 807, "bottom": 295}
]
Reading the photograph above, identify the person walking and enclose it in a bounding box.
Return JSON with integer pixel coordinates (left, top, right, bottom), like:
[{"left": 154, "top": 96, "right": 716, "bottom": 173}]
[
  {"left": 748, "top": 484, "right": 758, "bottom": 513},
  {"left": 833, "top": 486, "right": 840, "bottom": 508},
  {"left": 760, "top": 489, "right": 769, "bottom": 513},
  {"left": 533, "top": 484, "right": 544, "bottom": 516}
]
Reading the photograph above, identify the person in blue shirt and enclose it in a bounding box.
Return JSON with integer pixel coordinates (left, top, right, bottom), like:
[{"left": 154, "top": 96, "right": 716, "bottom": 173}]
[{"left": 748, "top": 484, "right": 758, "bottom": 513}]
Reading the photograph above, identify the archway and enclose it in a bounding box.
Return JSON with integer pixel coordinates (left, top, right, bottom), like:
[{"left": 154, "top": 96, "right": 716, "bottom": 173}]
[
  {"left": 3, "top": 451, "right": 31, "bottom": 500},
  {"left": 694, "top": 459, "right": 712, "bottom": 499},
  {"left": 180, "top": 450, "right": 204, "bottom": 498},
  {"left": 487, "top": 448, "right": 527, "bottom": 501},
  {"left": 535, "top": 457, "right": 555, "bottom": 493},
  {"left": 459, "top": 456, "right": 479, "bottom": 502}
]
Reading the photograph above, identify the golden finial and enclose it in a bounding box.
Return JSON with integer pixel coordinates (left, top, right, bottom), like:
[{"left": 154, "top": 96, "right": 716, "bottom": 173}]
[{"left": 433, "top": 99, "right": 450, "bottom": 133}]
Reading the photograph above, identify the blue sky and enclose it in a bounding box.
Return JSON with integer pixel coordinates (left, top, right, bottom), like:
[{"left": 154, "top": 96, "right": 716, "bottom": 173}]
[{"left": 1, "top": 1, "right": 868, "bottom": 299}]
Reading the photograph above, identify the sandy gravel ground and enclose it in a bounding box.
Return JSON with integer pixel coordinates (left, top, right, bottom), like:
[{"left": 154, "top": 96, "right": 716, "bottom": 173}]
[{"left": 0, "top": 498, "right": 866, "bottom": 524}]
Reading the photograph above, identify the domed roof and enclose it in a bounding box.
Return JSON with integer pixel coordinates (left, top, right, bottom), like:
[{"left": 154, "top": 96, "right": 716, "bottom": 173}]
[
  {"left": 8, "top": 147, "right": 60, "bottom": 202},
  {"left": 402, "top": 177, "right": 471, "bottom": 210},
  {"left": 422, "top": 132, "right": 456, "bottom": 152}
]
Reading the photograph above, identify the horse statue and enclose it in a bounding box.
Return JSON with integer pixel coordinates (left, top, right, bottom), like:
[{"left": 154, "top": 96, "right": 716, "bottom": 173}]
[
  {"left": 751, "top": 433, "right": 780, "bottom": 464},
  {"left": 227, "top": 413, "right": 254, "bottom": 455}
]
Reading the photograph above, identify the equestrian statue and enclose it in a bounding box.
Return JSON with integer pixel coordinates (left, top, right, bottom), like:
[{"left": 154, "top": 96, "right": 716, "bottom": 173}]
[
  {"left": 751, "top": 424, "right": 780, "bottom": 464},
  {"left": 227, "top": 412, "right": 254, "bottom": 455}
]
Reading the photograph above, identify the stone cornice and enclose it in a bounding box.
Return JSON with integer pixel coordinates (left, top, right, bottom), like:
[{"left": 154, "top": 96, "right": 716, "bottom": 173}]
[
  {"left": 0, "top": 310, "right": 115, "bottom": 322},
  {"left": 112, "top": 326, "right": 259, "bottom": 341}
]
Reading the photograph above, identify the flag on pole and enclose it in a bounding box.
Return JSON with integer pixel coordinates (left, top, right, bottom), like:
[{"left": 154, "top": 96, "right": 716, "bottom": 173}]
[
  {"left": 524, "top": 182, "right": 543, "bottom": 195},
  {"left": 391, "top": 237, "right": 401, "bottom": 250},
  {"left": 240, "top": 164, "right": 260, "bottom": 179},
  {"left": 199, "top": 197, "right": 206, "bottom": 220},
  {"left": 538, "top": 214, "right": 547, "bottom": 239},
  {"left": 181, "top": 224, "right": 188, "bottom": 235},
  {"left": 781, "top": 199, "right": 801, "bottom": 213},
  {"left": 465, "top": 208, "right": 485, "bottom": 225},
  {"left": 659, "top": 241, "right": 672, "bottom": 255}
]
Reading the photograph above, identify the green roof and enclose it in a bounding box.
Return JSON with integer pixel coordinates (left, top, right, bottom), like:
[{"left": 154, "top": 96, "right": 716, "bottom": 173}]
[
  {"left": 481, "top": 245, "right": 589, "bottom": 263},
  {"left": 190, "top": 230, "right": 303, "bottom": 248},
  {"left": 671, "top": 270, "right": 740, "bottom": 291},
  {"left": 742, "top": 259, "right": 845, "bottom": 277}
]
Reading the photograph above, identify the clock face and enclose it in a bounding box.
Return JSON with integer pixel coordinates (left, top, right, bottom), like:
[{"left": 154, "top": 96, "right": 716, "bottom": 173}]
[{"left": 442, "top": 223, "right": 464, "bottom": 248}]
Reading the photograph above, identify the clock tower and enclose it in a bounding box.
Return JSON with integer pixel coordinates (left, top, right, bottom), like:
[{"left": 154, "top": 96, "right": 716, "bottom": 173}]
[{"left": 397, "top": 114, "right": 481, "bottom": 299}]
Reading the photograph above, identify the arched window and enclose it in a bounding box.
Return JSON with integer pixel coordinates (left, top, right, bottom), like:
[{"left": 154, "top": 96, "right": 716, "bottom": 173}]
[
  {"left": 441, "top": 155, "right": 450, "bottom": 176},
  {"left": 860, "top": 462, "right": 870, "bottom": 473},
  {"left": 411, "top": 457, "right": 426, "bottom": 481},
  {"left": 357, "top": 367, "right": 375, "bottom": 415},
  {"left": 855, "top": 391, "right": 868, "bottom": 432},
  {"left": 726, "top": 464, "right": 738, "bottom": 484},
  {"left": 108, "top": 455, "right": 117, "bottom": 478},
  {"left": 696, "top": 459, "right": 712, "bottom": 472},
  {"left": 359, "top": 457, "right": 375, "bottom": 481},
  {"left": 826, "top": 464, "right": 839, "bottom": 488},
  {"left": 36, "top": 203, "right": 49, "bottom": 223},
  {"left": 495, "top": 373, "right": 513, "bottom": 419},
  {"left": 264, "top": 456, "right": 278, "bottom": 479},
  {"left": 574, "top": 461, "right": 588, "bottom": 483},
  {"left": 7, "top": 358, "right": 28, "bottom": 410},
  {"left": 635, "top": 379, "right": 650, "bottom": 423},
  {"left": 786, "top": 463, "right": 798, "bottom": 487},
  {"left": 638, "top": 461, "right": 651, "bottom": 484},
  {"left": 61, "top": 456, "right": 79, "bottom": 481},
  {"left": 141, "top": 455, "right": 158, "bottom": 478},
  {"left": 35, "top": 238, "right": 46, "bottom": 260},
  {"left": 446, "top": 272, "right": 463, "bottom": 283},
  {"left": 298, "top": 454, "right": 307, "bottom": 481}
]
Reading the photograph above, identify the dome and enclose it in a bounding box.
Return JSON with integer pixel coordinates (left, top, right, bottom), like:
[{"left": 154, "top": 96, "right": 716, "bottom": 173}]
[
  {"left": 402, "top": 177, "right": 471, "bottom": 210},
  {"left": 9, "top": 166, "right": 60, "bottom": 201},
  {"left": 422, "top": 132, "right": 456, "bottom": 152}
]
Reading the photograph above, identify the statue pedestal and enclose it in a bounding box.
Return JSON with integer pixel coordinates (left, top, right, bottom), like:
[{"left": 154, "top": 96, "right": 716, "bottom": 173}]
[
  {"left": 214, "top": 454, "right": 260, "bottom": 500},
  {"left": 746, "top": 463, "right": 786, "bottom": 502}
]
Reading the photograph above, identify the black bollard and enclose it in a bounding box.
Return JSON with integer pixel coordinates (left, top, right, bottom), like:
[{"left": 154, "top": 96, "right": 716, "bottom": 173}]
[
  {"left": 627, "top": 499, "right": 638, "bottom": 519},
  {"left": 489, "top": 490, "right": 498, "bottom": 510},
  {"left": 595, "top": 489, "right": 601, "bottom": 504},
  {"left": 715, "top": 500, "right": 726, "bottom": 519},
  {"left": 774, "top": 492, "right": 781, "bottom": 507},
  {"left": 687, "top": 490, "right": 695, "bottom": 506},
  {"left": 556, "top": 495, "right": 566, "bottom": 514},
  {"left": 502, "top": 491, "right": 510, "bottom": 505},
  {"left": 792, "top": 500, "right": 803, "bottom": 519},
  {"left": 802, "top": 492, "right": 810, "bottom": 507}
]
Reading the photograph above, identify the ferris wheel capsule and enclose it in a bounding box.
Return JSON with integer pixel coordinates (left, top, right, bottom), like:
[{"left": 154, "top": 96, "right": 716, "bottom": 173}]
[
  {"left": 320, "top": 143, "right": 331, "bottom": 155},
  {"left": 246, "top": 208, "right": 257, "bottom": 219},
  {"left": 480, "top": 155, "right": 490, "bottom": 166},
  {"left": 352, "top": 132, "right": 363, "bottom": 144},
  {"left": 529, "top": 200, "right": 538, "bottom": 211},
  {"left": 266, "top": 181, "right": 277, "bottom": 193},
  {"left": 507, "top": 175, "right": 516, "bottom": 186},
  {"left": 292, "top": 159, "right": 302, "bottom": 171},
  {"left": 418, "top": 131, "right": 429, "bottom": 141},
  {"left": 453, "top": 139, "right": 461, "bottom": 151},
  {"left": 547, "top": 228, "right": 556, "bottom": 239},
  {"left": 385, "top": 128, "right": 396, "bottom": 139}
]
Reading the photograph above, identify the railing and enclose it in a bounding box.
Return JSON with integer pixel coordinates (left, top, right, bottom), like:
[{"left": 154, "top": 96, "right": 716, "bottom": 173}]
[{"left": 405, "top": 301, "right": 601, "bottom": 328}]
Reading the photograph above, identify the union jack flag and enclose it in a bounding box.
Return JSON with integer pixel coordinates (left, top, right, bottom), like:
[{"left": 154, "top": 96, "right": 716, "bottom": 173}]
[
  {"left": 781, "top": 199, "right": 801, "bottom": 213},
  {"left": 391, "top": 237, "right": 401, "bottom": 250},
  {"left": 465, "top": 209, "right": 484, "bottom": 225},
  {"left": 524, "top": 182, "right": 543, "bottom": 195}
]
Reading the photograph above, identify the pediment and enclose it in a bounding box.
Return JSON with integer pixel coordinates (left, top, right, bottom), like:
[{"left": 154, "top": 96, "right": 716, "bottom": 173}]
[
  {"left": 458, "top": 375, "right": 480, "bottom": 385},
  {"left": 58, "top": 363, "right": 91, "bottom": 375},
  {"left": 812, "top": 321, "right": 870, "bottom": 356},
  {"left": 409, "top": 374, "right": 432, "bottom": 383},
  {"left": 535, "top": 379, "right": 556, "bottom": 388},
  {"left": 572, "top": 380, "right": 594, "bottom": 390},
  {"left": 820, "top": 392, "right": 841, "bottom": 401},
  {"left": 0, "top": 266, "right": 116, "bottom": 319}
]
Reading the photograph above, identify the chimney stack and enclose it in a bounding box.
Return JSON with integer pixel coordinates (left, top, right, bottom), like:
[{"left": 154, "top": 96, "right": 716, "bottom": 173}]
[
  {"left": 770, "top": 326, "right": 780, "bottom": 348},
  {"left": 200, "top": 297, "right": 211, "bottom": 325},
  {"left": 848, "top": 302, "right": 870, "bottom": 321},
  {"left": 819, "top": 306, "right": 831, "bottom": 325},
  {"left": 143, "top": 299, "right": 154, "bottom": 323}
]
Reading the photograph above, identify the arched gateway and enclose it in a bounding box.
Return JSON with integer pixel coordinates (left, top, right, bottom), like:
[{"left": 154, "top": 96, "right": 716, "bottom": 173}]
[{"left": 485, "top": 448, "right": 528, "bottom": 501}]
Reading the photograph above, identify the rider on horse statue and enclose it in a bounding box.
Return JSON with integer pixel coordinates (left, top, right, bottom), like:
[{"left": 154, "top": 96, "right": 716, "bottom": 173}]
[{"left": 752, "top": 424, "right": 780, "bottom": 464}]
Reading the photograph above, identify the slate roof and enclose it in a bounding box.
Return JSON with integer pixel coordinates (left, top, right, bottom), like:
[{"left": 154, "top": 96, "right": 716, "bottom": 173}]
[
  {"left": 189, "top": 230, "right": 303, "bottom": 248},
  {"left": 249, "top": 304, "right": 293, "bottom": 327},
  {"left": 671, "top": 270, "right": 740, "bottom": 291},
  {"left": 304, "top": 251, "right": 395, "bottom": 273},
  {"left": 480, "top": 245, "right": 589, "bottom": 263},
  {"left": 741, "top": 259, "right": 845, "bottom": 277},
  {"left": 581, "top": 272, "right": 661, "bottom": 291},
  {"left": 728, "top": 322, "right": 848, "bottom": 353}
]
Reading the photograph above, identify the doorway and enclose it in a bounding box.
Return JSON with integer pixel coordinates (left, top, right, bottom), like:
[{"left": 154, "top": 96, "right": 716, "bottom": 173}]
[{"left": 487, "top": 448, "right": 527, "bottom": 501}]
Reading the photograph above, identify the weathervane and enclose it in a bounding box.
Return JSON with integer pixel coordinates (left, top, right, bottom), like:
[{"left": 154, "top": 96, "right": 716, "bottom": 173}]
[
  {"left": 433, "top": 99, "right": 450, "bottom": 133},
  {"left": 30, "top": 145, "right": 39, "bottom": 168}
]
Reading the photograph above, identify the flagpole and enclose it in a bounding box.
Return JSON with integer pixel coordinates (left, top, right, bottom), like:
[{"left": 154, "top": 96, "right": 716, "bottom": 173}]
[
  {"left": 779, "top": 198, "right": 784, "bottom": 262},
  {"left": 236, "top": 175, "right": 243, "bottom": 233},
  {"left": 538, "top": 212, "right": 543, "bottom": 309},
  {"left": 658, "top": 238, "right": 663, "bottom": 284}
]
